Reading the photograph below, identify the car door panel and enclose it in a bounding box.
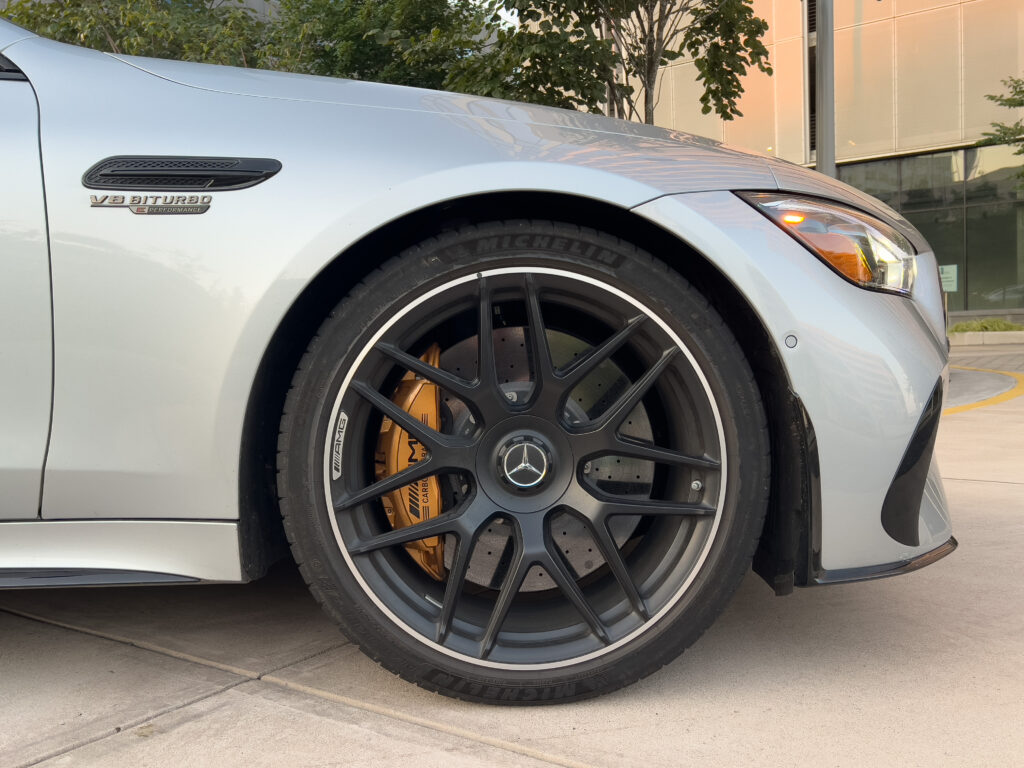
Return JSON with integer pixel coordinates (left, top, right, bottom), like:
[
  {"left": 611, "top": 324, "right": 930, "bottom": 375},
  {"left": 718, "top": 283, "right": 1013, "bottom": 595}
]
[{"left": 0, "top": 74, "right": 53, "bottom": 519}]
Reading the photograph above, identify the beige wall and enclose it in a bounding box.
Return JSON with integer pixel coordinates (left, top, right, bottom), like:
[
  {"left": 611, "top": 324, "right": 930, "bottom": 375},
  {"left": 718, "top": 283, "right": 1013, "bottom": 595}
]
[{"left": 658, "top": 0, "right": 1024, "bottom": 165}]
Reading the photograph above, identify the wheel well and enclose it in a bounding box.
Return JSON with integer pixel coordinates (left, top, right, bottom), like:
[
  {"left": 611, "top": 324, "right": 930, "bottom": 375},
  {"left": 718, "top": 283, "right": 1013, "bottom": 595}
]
[{"left": 238, "top": 191, "right": 812, "bottom": 589}]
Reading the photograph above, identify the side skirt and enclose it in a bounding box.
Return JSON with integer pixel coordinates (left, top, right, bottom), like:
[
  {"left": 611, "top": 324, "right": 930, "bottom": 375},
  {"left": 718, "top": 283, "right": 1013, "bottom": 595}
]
[
  {"left": 0, "top": 568, "right": 195, "bottom": 589},
  {"left": 0, "top": 519, "right": 243, "bottom": 586}
]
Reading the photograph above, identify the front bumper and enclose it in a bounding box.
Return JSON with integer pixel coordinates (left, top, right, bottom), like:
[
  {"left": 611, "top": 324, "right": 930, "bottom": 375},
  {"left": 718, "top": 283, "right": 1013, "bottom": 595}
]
[
  {"left": 633, "top": 191, "right": 953, "bottom": 575},
  {"left": 813, "top": 536, "right": 958, "bottom": 584}
]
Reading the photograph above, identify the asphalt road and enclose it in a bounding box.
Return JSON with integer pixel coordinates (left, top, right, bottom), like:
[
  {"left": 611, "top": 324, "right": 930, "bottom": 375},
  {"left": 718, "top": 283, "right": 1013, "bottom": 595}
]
[{"left": 1, "top": 349, "right": 1022, "bottom": 768}]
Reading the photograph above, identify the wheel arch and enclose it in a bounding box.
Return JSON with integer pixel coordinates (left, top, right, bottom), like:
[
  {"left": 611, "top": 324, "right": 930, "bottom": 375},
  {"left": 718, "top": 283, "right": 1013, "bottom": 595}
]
[{"left": 237, "top": 191, "right": 814, "bottom": 590}]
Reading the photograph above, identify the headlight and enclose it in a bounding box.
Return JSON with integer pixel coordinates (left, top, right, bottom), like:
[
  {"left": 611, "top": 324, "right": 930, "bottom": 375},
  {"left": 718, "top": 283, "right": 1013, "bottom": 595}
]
[{"left": 739, "top": 192, "right": 917, "bottom": 295}]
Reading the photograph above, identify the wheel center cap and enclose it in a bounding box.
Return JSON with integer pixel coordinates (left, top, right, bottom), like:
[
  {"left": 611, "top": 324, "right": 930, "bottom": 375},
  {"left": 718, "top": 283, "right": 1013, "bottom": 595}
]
[{"left": 498, "top": 436, "right": 551, "bottom": 490}]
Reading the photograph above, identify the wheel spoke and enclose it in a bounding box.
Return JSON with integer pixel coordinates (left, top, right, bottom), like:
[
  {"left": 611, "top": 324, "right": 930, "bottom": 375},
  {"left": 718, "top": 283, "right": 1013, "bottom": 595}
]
[
  {"left": 350, "top": 380, "right": 452, "bottom": 452},
  {"left": 333, "top": 457, "right": 437, "bottom": 512},
  {"left": 479, "top": 534, "right": 530, "bottom": 659},
  {"left": 598, "top": 496, "right": 716, "bottom": 518},
  {"left": 583, "top": 347, "right": 678, "bottom": 433},
  {"left": 604, "top": 436, "right": 721, "bottom": 470},
  {"left": 477, "top": 276, "right": 497, "bottom": 389},
  {"left": 374, "top": 342, "right": 477, "bottom": 401},
  {"left": 580, "top": 514, "right": 649, "bottom": 620},
  {"left": 347, "top": 507, "right": 465, "bottom": 554},
  {"left": 523, "top": 274, "right": 555, "bottom": 390},
  {"left": 543, "top": 544, "right": 610, "bottom": 644},
  {"left": 556, "top": 315, "right": 645, "bottom": 389},
  {"left": 436, "top": 531, "right": 476, "bottom": 644}
]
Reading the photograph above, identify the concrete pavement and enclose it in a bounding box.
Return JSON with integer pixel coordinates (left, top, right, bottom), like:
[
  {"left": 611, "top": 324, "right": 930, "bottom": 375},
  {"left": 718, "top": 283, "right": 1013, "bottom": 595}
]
[
  {"left": 2, "top": 351, "right": 1022, "bottom": 768},
  {"left": 949, "top": 343, "right": 1024, "bottom": 373}
]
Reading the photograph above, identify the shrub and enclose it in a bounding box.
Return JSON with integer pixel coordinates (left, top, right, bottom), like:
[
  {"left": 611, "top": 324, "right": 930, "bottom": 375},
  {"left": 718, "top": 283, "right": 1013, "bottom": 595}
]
[{"left": 948, "top": 318, "right": 1024, "bottom": 333}]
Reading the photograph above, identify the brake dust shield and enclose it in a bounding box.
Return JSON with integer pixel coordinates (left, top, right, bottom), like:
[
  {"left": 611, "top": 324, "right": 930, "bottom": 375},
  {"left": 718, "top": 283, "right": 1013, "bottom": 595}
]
[{"left": 374, "top": 343, "right": 446, "bottom": 581}]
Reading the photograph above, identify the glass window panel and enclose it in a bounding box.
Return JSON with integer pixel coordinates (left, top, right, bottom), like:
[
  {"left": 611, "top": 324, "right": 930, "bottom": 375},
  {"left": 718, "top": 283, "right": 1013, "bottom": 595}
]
[
  {"left": 667, "top": 62, "right": 724, "bottom": 141},
  {"left": 836, "top": 0, "right": 893, "bottom": 29},
  {"left": 905, "top": 208, "right": 966, "bottom": 311},
  {"left": 838, "top": 158, "right": 899, "bottom": 208},
  {"left": 963, "top": 0, "right": 1024, "bottom": 138},
  {"left": 900, "top": 151, "right": 963, "bottom": 211},
  {"left": 753, "top": 0, "right": 774, "bottom": 46},
  {"left": 895, "top": 8, "right": 961, "bottom": 149},
  {"left": 965, "top": 145, "right": 1024, "bottom": 205},
  {"left": 965, "top": 202, "right": 1024, "bottom": 310},
  {"left": 835, "top": 21, "right": 896, "bottom": 159},
  {"left": 772, "top": 0, "right": 804, "bottom": 40},
  {"left": 723, "top": 63, "right": 776, "bottom": 155},
  {"left": 894, "top": 0, "right": 958, "bottom": 13},
  {"left": 773, "top": 38, "right": 806, "bottom": 164}
]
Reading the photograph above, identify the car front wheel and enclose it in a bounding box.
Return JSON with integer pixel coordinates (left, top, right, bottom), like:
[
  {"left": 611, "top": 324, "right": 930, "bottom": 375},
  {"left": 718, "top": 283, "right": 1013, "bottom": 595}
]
[{"left": 277, "top": 220, "right": 769, "bottom": 703}]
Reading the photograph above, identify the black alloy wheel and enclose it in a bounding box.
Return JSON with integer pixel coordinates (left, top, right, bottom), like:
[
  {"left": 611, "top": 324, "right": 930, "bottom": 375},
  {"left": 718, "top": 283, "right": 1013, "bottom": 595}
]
[{"left": 278, "top": 221, "right": 769, "bottom": 703}]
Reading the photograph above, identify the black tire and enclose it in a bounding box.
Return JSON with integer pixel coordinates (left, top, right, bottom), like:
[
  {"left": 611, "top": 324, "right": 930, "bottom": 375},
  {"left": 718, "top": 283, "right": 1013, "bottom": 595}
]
[{"left": 277, "top": 221, "right": 769, "bottom": 704}]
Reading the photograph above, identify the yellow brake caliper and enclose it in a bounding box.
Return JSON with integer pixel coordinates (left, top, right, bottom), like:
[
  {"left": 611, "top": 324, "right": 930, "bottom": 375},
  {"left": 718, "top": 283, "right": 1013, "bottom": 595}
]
[{"left": 374, "top": 343, "right": 446, "bottom": 581}]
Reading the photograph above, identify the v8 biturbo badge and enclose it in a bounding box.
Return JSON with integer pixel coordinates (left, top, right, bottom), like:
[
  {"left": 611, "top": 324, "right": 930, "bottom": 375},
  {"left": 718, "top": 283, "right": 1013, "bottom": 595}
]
[{"left": 89, "top": 194, "right": 211, "bottom": 215}]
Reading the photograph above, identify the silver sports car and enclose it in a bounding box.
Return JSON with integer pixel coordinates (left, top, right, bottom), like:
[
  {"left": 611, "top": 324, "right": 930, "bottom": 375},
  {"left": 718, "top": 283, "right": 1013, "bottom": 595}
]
[{"left": 0, "top": 17, "right": 954, "bottom": 704}]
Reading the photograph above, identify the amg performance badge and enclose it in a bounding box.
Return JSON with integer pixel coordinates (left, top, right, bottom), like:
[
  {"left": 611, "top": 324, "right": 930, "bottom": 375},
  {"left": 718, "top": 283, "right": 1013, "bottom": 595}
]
[{"left": 89, "top": 194, "right": 212, "bottom": 215}]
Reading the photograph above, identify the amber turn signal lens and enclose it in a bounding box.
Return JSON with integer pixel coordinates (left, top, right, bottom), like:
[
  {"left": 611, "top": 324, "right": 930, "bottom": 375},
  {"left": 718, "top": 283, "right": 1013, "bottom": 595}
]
[
  {"left": 800, "top": 232, "right": 874, "bottom": 284},
  {"left": 738, "top": 193, "right": 917, "bottom": 295}
]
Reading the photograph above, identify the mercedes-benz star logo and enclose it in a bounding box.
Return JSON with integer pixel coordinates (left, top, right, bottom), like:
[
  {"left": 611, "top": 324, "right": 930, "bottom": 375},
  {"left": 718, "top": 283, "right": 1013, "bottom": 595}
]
[{"left": 502, "top": 441, "right": 549, "bottom": 489}]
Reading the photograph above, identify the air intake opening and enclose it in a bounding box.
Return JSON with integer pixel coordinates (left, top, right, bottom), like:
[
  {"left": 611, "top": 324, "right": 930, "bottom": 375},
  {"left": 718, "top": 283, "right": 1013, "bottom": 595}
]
[{"left": 83, "top": 156, "right": 282, "bottom": 191}]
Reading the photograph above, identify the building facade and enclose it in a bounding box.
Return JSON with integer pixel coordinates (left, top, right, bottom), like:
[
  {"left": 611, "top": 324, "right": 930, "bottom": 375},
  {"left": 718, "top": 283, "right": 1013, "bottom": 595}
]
[{"left": 657, "top": 0, "right": 1024, "bottom": 315}]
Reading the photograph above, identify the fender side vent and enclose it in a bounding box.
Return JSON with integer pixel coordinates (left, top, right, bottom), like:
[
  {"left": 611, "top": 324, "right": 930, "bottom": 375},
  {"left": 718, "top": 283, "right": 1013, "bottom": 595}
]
[
  {"left": 83, "top": 156, "right": 282, "bottom": 191},
  {"left": 0, "top": 53, "right": 28, "bottom": 81}
]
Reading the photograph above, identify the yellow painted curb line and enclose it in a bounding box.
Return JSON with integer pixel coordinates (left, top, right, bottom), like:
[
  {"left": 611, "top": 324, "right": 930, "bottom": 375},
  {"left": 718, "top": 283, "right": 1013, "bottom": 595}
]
[{"left": 944, "top": 365, "right": 1024, "bottom": 415}]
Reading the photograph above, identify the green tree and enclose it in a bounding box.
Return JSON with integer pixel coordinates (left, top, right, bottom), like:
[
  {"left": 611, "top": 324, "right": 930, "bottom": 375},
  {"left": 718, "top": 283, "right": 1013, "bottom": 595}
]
[
  {"left": 4, "top": 0, "right": 770, "bottom": 124},
  {"left": 269, "top": 0, "right": 486, "bottom": 91},
  {"left": 450, "top": 0, "right": 771, "bottom": 123},
  {"left": 983, "top": 75, "right": 1024, "bottom": 176},
  {"left": 598, "top": 0, "right": 772, "bottom": 123},
  {"left": 3, "top": 0, "right": 268, "bottom": 67},
  {"left": 443, "top": 1, "right": 617, "bottom": 111}
]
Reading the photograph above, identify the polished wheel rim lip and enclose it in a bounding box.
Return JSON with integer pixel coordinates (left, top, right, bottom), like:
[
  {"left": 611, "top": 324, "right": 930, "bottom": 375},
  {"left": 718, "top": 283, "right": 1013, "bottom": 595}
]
[{"left": 322, "top": 266, "right": 728, "bottom": 671}]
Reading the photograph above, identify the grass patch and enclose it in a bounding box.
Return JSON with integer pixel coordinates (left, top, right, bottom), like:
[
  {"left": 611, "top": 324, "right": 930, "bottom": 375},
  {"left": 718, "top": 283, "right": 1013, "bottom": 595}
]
[{"left": 948, "top": 318, "right": 1024, "bottom": 333}]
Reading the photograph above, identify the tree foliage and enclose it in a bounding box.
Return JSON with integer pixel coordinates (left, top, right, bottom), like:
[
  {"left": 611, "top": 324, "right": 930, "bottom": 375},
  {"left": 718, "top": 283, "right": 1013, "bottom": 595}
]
[
  {"left": 470, "top": 0, "right": 772, "bottom": 123},
  {"left": 269, "top": 0, "right": 484, "bottom": 91},
  {"left": 4, "top": 0, "right": 268, "bottom": 67},
  {"left": 982, "top": 75, "right": 1024, "bottom": 184},
  {"left": 983, "top": 75, "right": 1024, "bottom": 154},
  {"left": 445, "top": 1, "right": 617, "bottom": 110},
  {"left": 597, "top": 0, "right": 772, "bottom": 123},
  {"left": 3, "top": 0, "right": 771, "bottom": 123}
]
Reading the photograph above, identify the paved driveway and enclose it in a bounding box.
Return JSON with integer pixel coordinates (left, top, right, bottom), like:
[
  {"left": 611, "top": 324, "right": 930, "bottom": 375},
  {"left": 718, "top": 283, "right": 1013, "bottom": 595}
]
[{"left": 2, "top": 349, "right": 1022, "bottom": 768}]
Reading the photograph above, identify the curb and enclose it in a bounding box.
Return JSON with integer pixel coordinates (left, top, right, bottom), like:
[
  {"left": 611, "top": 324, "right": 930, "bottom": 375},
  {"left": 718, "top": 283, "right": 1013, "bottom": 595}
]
[{"left": 948, "top": 331, "right": 1024, "bottom": 346}]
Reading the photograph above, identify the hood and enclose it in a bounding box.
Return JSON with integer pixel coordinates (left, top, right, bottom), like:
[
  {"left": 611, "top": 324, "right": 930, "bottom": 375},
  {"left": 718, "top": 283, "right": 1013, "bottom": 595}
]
[
  {"left": 5, "top": 30, "right": 913, "bottom": 239},
  {"left": 112, "top": 52, "right": 727, "bottom": 146},
  {"left": 0, "top": 16, "right": 35, "bottom": 50},
  {"left": 111, "top": 53, "right": 914, "bottom": 236},
  {"left": 109, "top": 52, "right": 784, "bottom": 193}
]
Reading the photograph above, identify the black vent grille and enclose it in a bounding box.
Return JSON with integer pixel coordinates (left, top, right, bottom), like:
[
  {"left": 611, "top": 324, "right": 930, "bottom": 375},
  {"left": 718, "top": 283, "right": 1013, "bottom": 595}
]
[
  {"left": 95, "top": 175, "right": 223, "bottom": 188},
  {"left": 82, "top": 156, "right": 282, "bottom": 191},
  {"left": 0, "top": 53, "right": 28, "bottom": 81}
]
